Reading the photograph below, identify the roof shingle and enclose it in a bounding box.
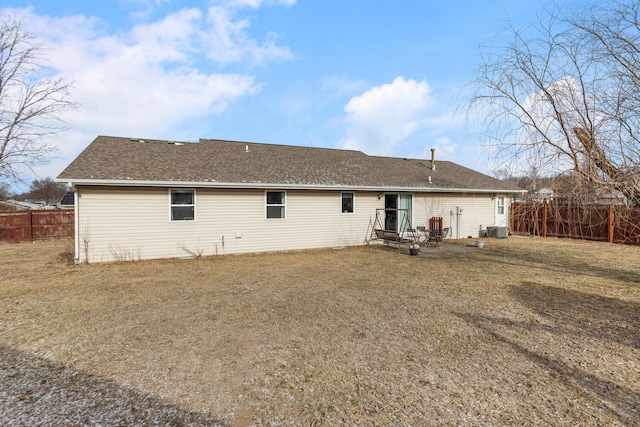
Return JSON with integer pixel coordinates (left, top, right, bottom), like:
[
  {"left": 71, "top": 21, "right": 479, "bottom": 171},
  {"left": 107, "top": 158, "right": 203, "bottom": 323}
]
[{"left": 57, "top": 136, "right": 524, "bottom": 192}]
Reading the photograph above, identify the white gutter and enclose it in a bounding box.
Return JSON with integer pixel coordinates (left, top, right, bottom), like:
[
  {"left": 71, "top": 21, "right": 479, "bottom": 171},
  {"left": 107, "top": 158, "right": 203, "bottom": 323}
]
[{"left": 59, "top": 178, "right": 527, "bottom": 194}]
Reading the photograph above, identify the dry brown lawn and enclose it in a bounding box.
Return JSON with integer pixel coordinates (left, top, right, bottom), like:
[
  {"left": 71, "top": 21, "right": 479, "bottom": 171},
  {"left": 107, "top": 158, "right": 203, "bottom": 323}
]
[{"left": 1, "top": 237, "right": 639, "bottom": 426}]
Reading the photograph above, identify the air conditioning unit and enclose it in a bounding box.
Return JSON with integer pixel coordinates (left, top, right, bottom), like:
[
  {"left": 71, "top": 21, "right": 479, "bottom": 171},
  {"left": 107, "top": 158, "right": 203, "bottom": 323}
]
[{"left": 486, "top": 226, "right": 507, "bottom": 238}]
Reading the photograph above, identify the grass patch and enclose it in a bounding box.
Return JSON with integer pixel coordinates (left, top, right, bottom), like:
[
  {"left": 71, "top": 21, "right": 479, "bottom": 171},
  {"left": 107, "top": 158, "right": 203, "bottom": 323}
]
[{"left": 1, "top": 237, "right": 638, "bottom": 425}]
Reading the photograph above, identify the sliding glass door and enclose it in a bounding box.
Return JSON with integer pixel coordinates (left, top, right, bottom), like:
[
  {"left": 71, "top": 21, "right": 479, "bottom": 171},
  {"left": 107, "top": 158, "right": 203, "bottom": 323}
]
[
  {"left": 384, "top": 194, "right": 413, "bottom": 233},
  {"left": 398, "top": 194, "right": 412, "bottom": 234}
]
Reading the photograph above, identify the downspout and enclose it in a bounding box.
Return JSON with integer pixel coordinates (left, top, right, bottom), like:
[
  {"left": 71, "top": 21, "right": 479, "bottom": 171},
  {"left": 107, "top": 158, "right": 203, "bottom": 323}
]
[{"left": 70, "top": 183, "right": 79, "bottom": 264}]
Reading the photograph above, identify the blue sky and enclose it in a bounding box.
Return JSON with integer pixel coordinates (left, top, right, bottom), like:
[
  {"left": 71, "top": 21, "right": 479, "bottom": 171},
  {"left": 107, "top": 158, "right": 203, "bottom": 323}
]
[{"left": 1, "top": 0, "right": 583, "bottom": 188}]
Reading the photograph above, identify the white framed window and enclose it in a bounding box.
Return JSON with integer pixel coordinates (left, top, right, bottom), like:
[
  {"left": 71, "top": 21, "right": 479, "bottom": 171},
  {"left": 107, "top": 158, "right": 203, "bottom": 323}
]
[
  {"left": 497, "top": 196, "right": 505, "bottom": 215},
  {"left": 341, "top": 192, "right": 354, "bottom": 213},
  {"left": 170, "top": 189, "right": 195, "bottom": 221},
  {"left": 266, "top": 191, "right": 286, "bottom": 219}
]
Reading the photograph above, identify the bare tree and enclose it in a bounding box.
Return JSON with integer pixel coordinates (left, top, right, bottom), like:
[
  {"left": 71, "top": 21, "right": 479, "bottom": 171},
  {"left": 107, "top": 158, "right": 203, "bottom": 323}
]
[
  {"left": 471, "top": 2, "right": 640, "bottom": 206},
  {"left": 27, "top": 176, "right": 67, "bottom": 204},
  {"left": 0, "top": 15, "right": 77, "bottom": 181},
  {"left": 0, "top": 181, "right": 10, "bottom": 200}
]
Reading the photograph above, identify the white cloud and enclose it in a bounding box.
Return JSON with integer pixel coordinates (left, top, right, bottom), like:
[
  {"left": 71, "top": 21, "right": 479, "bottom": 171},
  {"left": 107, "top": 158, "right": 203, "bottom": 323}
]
[
  {"left": 203, "top": 6, "right": 292, "bottom": 65},
  {"left": 338, "top": 76, "right": 435, "bottom": 156},
  {"left": 412, "top": 137, "right": 457, "bottom": 160},
  {"left": 2, "top": 3, "right": 292, "bottom": 181},
  {"left": 319, "top": 75, "right": 368, "bottom": 101},
  {"left": 120, "top": 0, "right": 173, "bottom": 14},
  {"left": 221, "top": 0, "right": 297, "bottom": 9}
]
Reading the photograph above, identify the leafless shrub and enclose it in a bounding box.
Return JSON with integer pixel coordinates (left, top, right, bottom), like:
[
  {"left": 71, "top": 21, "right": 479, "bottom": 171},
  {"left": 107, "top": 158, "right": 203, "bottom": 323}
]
[
  {"left": 108, "top": 244, "right": 140, "bottom": 262},
  {"left": 56, "top": 238, "right": 74, "bottom": 266},
  {"left": 177, "top": 242, "right": 204, "bottom": 258},
  {"left": 81, "top": 225, "right": 90, "bottom": 264}
]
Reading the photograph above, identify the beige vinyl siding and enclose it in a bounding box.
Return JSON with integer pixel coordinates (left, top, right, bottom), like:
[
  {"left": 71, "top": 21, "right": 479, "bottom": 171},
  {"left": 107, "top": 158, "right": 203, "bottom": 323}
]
[
  {"left": 414, "top": 192, "right": 505, "bottom": 239},
  {"left": 75, "top": 186, "right": 508, "bottom": 263},
  {"left": 76, "top": 186, "right": 382, "bottom": 263},
  {"left": 77, "top": 187, "right": 178, "bottom": 262}
]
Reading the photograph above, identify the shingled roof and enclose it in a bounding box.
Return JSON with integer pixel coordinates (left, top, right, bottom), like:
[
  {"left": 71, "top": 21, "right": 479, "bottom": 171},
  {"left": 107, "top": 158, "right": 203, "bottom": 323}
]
[{"left": 57, "top": 135, "right": 524, "bottom": 193}]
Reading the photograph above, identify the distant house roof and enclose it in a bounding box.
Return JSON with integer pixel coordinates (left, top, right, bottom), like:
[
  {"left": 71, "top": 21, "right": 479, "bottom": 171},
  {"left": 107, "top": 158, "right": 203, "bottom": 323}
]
[
  {"left": 2, "top": 200, "right": 44, "bottom": 210},
  {"left": 57, "top": 136, "right": 525, "bottom": 193},
  {"left": 0, "top": 201, "right": 20, "bottom": 211}
]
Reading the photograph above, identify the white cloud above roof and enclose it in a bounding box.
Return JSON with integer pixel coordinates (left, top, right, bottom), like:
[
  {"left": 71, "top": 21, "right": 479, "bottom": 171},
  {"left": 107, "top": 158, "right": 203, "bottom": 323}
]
[
  {"left": 203, "top": 6, "right": 292, "bottom": 65},
  {"left": 6, "top": 3, "right": 293, "bottom": 182},
  {"left": 0, "top": 0, "right": 547, "bottom": 190},
  {"left": 338, "top": 76, "right": 434, "bottom": 156}
]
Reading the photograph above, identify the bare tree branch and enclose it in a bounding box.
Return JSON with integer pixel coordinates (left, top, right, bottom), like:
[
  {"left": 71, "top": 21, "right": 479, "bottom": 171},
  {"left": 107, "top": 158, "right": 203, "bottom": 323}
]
[
  {"left": 0, "top": 14, "right": 78, "bottom": 181},
  {"left": 471, "top": 2, "right": 640, "bottom": 206}
]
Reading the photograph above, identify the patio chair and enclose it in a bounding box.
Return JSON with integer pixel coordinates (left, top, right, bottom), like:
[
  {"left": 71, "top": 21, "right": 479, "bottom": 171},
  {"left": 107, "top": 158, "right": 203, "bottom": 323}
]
[
  {"left": 427, "top": 227, "right": 450, "bottom": 248},
  {"left": 416, "top": 226, "right": 429, "bottom": 246}
]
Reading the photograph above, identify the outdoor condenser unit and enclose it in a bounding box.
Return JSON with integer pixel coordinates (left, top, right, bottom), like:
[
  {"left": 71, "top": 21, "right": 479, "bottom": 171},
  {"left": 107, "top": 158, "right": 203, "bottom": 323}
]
[{"left": 486, "top": 226, "right": 507, "bottom": 238}]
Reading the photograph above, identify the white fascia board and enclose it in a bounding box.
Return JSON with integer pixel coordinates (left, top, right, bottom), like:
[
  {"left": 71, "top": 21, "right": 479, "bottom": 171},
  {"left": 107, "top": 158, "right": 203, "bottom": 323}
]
[{"left": 61, "top": 178, "right": 527, "bottom": 194}]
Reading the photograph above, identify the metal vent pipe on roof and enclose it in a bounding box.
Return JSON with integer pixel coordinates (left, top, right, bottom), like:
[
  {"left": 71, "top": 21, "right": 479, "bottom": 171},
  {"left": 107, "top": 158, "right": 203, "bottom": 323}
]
[{"left": 431, "top": 148, "right": 436, "bottom": 171}]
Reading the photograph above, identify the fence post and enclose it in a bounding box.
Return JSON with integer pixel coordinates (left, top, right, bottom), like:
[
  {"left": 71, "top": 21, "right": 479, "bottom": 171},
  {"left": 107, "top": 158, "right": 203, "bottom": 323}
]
[
  {"left": 29, "top": 211, "right": 33, "bottom": 241},
  {"left": 510, "top": 202, "right": 514, "bottom": 232},
  {"left": 543, "top": 203, "right": 547, "bottom": 238},
  {"left": 608, "top": 205, "right": 613, "bottom": 243}
]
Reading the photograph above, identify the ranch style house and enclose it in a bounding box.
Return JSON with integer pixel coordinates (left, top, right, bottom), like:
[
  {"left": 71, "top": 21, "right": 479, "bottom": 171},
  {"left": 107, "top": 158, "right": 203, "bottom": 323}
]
[{"left": 57, "top": 136, "right": 525, "bottom": 263}]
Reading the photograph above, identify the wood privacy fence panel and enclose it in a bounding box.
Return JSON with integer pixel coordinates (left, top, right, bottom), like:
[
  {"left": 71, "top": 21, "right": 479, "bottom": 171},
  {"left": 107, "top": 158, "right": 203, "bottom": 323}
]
[
  {"left": 511, "top": 202, "right": 545, "bottom": 236},
  {"left": 612, "top": 206, "right": 640, "bottom": 245},
  {"left": 0, "top": 210, "right": 74, "bottom": 241},
  {"left": 547, "top": 204, "right": 610, "bottom": 241},
  {"left": 511, "top": 202, "right": 640, "bottom": 245}
]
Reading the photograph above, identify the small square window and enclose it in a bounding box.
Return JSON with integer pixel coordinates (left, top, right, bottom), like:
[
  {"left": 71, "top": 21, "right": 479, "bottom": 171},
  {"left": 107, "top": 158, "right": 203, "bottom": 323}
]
[
  {"left": 266, "top": 191, "right": 286, "bottom": 219},
  {"left": 170, "top": 189, "right": 195, "bottom": 221},
  {"left": 341, "top": 192, "right": 354, "bottom": 213}
]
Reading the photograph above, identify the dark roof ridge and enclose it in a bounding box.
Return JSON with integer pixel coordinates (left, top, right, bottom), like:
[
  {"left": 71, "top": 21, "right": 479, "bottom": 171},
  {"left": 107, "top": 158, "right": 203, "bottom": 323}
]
[{"left": 199, "top": 137, "right": 367, "bottom": 156}]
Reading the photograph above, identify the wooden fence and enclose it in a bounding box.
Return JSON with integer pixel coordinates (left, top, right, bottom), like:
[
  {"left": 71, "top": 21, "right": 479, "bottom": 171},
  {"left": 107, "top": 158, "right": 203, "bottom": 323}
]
[
  {"left": 511, "top": 202, "right": 640, "bottom": 245},
  {"left": 0, "top": 210, "right": 74, "bottom": 242}
]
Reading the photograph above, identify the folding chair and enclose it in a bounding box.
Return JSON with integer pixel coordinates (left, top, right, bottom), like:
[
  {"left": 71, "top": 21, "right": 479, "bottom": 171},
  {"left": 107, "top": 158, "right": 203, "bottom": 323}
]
[
  {"left": 428, "top": 227, "right": 450, "bottom": 248},
  {"left": 416, "top": 226, "right": 429, "bottom": 246}
]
